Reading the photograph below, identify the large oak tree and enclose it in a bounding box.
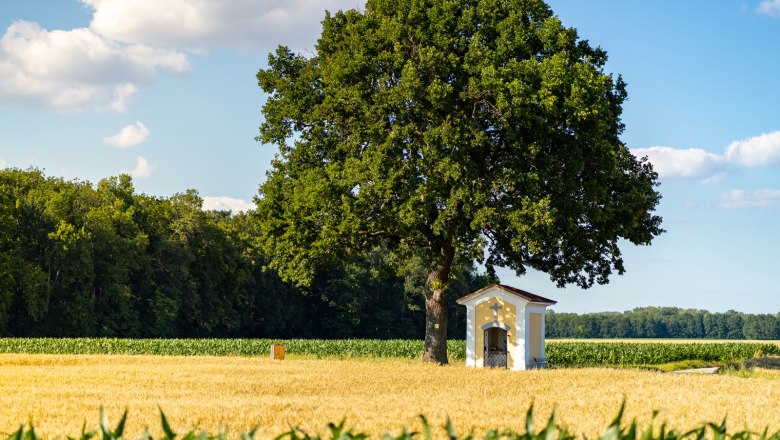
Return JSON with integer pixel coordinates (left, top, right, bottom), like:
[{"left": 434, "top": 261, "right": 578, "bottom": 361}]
[{"left": 255, "top": 0, "right": 663, "bottom": 364}]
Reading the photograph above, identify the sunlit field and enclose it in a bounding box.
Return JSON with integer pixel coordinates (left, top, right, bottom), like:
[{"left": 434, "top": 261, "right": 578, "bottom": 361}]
[{"left": 1, "top": 354, "right": 779, "bottom": 438}]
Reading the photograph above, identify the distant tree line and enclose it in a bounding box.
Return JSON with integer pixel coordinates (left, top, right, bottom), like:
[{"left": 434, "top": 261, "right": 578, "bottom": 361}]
[
  {"left": 547, "top": 307, "right": 780, "bottom": 340},
  {"left": 2, "top": 169, "right": 775, "bottom": 341},
  {"left": 0, "top": 169, "right": 493, "bottom": 339}
]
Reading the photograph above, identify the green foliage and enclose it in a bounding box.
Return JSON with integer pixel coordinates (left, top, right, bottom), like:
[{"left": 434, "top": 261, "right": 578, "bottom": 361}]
[
  {"left": 2, "top": 168, "right": 482, "bottom": 340},
  {"left": 6, "top": 405, "right": 780, "bottom": 440},
  {"left": 545, "top": 342, "right": 780, "bottom": 367},
  {"left": 0, "top": 338, "right": 776, "bottom": 367},
  {"left": 256, "top": 0, "right": 663, "bottom": 363},
  {"left": 256, "top": 0, "right": 662, "bottom": 289},
  {"left": 0, "top": 338, "right": 466, "bottom": 360},
  {"left": 100, "top": 406, "right": 128, "bottom": 440},
  {"left": 546, "top": 308, "right": 780, "bottom": 340}
]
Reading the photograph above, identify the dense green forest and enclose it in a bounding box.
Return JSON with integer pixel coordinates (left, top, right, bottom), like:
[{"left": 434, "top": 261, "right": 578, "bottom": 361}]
[
  {"left": 1, "top": 169, "right": 777, "bottom": 340},
  {"left": 0, "top": 168, "right": 493, "bottom": 339},
  {"left": 547, "top": 308, "right": 780, "bottom": 340}
]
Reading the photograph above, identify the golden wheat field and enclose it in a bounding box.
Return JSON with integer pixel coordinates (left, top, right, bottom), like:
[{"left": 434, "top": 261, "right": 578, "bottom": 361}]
[{"left": 0, "top": 354, "right": 779, "bottom": 439}]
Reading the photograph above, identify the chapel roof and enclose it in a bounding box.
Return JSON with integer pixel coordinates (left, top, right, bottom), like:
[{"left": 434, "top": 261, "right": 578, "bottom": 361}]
[{"left": 456, "top": 283, "right": 557, "bottom": 305}]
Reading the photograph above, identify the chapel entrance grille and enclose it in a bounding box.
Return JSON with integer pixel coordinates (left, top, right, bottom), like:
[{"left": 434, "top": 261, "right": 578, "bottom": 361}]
[{"left": 483, "top": 327, "right": 508, "bottom": 368}]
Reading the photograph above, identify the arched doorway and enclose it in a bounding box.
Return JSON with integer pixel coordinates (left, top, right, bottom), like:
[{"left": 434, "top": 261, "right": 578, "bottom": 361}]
[{"left": 483, "top": 327, "right": 508, "bottom": 368}]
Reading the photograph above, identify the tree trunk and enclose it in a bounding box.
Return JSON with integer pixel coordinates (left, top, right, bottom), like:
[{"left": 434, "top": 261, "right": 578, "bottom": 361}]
[{"left": 422, "top": 241, "right": 455, "bottom": 364}]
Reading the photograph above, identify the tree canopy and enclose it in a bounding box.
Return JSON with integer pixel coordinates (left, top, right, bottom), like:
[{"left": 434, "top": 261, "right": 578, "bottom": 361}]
[
  {"left": 0, "top": 168, "right": 492, "bottom": 339},
  {"left": 255, "top": 0, "right": 663, "bottom": 363}
]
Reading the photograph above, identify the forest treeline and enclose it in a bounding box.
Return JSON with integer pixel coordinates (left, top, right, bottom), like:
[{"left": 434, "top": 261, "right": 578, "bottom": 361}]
[
  {"left": 547, "top": 308, "right": 780, "bottom": 340},
  {"left": 2, "top": 169, "right": 777, "bottom": 340},
  {"left": 0, "top": 169, "right": 493, "bottom": 339}
]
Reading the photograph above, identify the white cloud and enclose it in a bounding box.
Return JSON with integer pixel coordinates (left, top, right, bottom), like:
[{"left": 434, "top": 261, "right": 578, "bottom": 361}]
[
  {"left": 631, "top": 146, "right": 725, "bottom": 180},
  {"left": 202, "top": 196, "right": 255, "bottom": 213},
  {"left": 720, "top": 188, "right": 780, "bottom": 209},
  {"left": 103, "top": 121, "right": 150, "bottom": 148},
  {"left": 724, "top": 131, "right": 780, "bottom": 167},
  {"left": 125, "top": 156, "right": 155, "bottom": 179},
  {"left": 0, "top": 20, "right": 189, "bottom": 112},
  {"left": 0, "top": 158, "right": 7, "bottom": 169},
  {"left": 107, "top": 83, "right": 138, "bottom": 113},
  {"left": 756, "top": 0, "right": 780, "bottom": 16},
  {"left": 700, "top": 172, "right": 727, "bottom": 185},
  {"left": 633, "top": 130, "right": 780, "bottom": 182},
  {"left": 82, "top": 0, "right": 358, "bottom": 52}
]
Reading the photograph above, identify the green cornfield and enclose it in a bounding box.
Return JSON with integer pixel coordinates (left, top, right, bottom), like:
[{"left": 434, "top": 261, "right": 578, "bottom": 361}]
[
  {"left": 0, "top": 338, "right": 457, "bottom": 359},
  {"left": 0, "top": 338, "right": 776, "bottom": 366},
  {"left": 545, "top": 341, "right": 780, "bottom": 366}
]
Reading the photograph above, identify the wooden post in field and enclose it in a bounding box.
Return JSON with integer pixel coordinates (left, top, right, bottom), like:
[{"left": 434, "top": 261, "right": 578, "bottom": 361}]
[{"left": 271, "top": 344, "right": 285, "bottom": 360}]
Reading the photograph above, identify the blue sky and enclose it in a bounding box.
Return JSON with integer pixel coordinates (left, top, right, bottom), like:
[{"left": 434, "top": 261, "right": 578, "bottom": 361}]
[{"left": 1, "top": 1, "right": 779, "bottom": 314}]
